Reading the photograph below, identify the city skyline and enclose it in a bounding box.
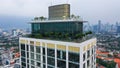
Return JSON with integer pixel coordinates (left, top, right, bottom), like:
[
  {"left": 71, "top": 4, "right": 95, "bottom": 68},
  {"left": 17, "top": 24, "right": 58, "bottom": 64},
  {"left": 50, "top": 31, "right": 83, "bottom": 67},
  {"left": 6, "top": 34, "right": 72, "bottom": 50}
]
[
  {"left": 0, "top": 1, "right": 120, "bottom": 68},
  {"left": 0, "top": 0, "right": 119, "bottom": 26}
]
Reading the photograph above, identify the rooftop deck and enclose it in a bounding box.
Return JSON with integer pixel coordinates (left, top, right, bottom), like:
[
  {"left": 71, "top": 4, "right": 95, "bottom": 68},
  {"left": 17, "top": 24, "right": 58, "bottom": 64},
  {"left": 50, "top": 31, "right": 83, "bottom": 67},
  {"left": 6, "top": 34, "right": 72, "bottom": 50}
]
[{"left": 24, "top": 33, "right": 95, "bottom": 43}]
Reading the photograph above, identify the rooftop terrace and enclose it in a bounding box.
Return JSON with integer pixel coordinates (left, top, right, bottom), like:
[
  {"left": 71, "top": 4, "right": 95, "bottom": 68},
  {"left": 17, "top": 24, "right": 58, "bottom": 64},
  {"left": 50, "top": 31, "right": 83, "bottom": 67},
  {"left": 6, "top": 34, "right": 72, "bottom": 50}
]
[{"left": 25, "top": 31, "right": 95, "bottom": 43}]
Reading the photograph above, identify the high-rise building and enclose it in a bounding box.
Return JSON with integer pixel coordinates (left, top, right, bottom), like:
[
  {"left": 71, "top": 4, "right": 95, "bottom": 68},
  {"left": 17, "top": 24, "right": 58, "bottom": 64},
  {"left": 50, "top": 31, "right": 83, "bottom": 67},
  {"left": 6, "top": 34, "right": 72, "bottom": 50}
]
[
  {"left": 117, "top": 26, "right": 120, "bottom": 33},
  {"left": 19, "top": 4, "right": 96, "bottom": 68},
  {"left": 98, "top": 20, "right": 101, "bottom": 33},
  {"left": 49, "top": 4, "right": 70, "bottom": 20}
]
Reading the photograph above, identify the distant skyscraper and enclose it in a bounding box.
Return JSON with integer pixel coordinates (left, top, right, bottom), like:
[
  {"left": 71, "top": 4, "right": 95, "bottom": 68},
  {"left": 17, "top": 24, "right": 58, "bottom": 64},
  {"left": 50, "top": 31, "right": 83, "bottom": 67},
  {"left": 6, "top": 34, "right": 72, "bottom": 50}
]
[
  {"left": 93, "top": 25, "right": 98, "bottom": 33},
  {"left": 49, "top": 4, "right": 70, "bottom": 20},
  {"left": 98, "top": 20, "right": 101, "bottom": 33},
  {"left": 117, "top": 26, "right": 120, "bottom": 33}
]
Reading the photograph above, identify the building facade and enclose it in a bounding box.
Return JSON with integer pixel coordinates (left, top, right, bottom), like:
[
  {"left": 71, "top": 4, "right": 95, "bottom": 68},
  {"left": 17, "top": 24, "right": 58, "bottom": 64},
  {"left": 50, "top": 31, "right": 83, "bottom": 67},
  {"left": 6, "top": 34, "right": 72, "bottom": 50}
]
[
  {"left": 31, "top": 20, "right": 83, "bottom": 35},
  {"left": 20, "top": 4, "right": 96, "bottom": 68},
  {"left": 49, "top": 4, "right": 70, "bottom": 20},
  {"left": 19, "top": 37, "right": 96, "bottom": 68}
]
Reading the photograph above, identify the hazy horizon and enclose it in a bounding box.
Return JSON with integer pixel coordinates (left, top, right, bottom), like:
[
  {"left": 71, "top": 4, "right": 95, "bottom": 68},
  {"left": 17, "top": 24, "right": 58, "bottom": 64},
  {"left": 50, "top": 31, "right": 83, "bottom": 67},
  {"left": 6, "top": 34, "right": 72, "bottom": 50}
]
[{"left": 0, "top": 0, "right": 120, "bottom": 29}]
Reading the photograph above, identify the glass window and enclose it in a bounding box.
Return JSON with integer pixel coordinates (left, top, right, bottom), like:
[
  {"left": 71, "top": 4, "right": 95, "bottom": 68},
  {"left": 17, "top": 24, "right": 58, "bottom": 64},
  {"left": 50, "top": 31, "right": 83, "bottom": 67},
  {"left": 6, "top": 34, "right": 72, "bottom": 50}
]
[
  {"left": 83, "top": 63, "right": 85, "bottom": 68},
  {"left": 21, "top": 44, "right": 25, "bottom": 50},
  {"left": 31, "top": 66, "right": 35, "bottom": 68},
  {"left": 36, "top": 62, "right": 41, "bottom": 67},
  {"left": 27, "top": 64, "right": 29, "bottom": 68},
  {"left": 57, "top": 50, "right": 66, "bottom": 60},
  {"left": 27, "top": 52, "right": 29, "bottom": 58},
  {"left": 83, "top": 53, "right": 86, "bottom": 61},
  {"left": 31, "top": 53, "right": 34, "bottom": 59},
  {"left": 47, "top": 48, "right": 55, "bottom": 57},
  {"left": 87, "top": 60, "right": 90, "bottom": 67},
  {"left": 87, "top": 50, "right": 90, "bottom": 58},
  {"left": 47, "top": 66, "right": 54, "bottom": 68},
  {"left": 43, "top": 64, "right": 46, "bottom": 68},
  {"left": 21, "top": 57, "right": 26, "bottom": 62},
  {"left": 68, "top": 52, "right": 79, "bottom": 63},
  {"left": 27, "top": 59, "right": 29, "bottom": 64},
  {"left": 22, "top": 66, "right": 25, "bottom": 68},
  {"left": 21, "top": 62, "right": 26, "bottom": 67},
  {"left": 57, "top": 60, "right": 66, "bottom": 68},
  {"left": 43, "top": 56, "right": 46, "bottom": 63},
  {"left": 36, "top": 54, "right": 41, "bottom": 61},
  {"left": 21, "top": 51, "right": 26, "bottom": 57},
  {"left": 69, "top": 63, "right": 79, "bottom": 68},
  {"left": 47, "top": 57, "right": 55, "bottom": 66},
  {"left": 43, "top": 48, "right": 45, "bottom": 55},
  {"left": 31, "top": 60, "right": 35, "bottom": 65},
  {"left": 32, "top": 22, "right": 83, "bottom": 36},
  {"left": 26, "top": 45, "right": 29, "bottom": 51},
  {"left": 30, "top": 45, "right": 34, "bottom": 52},
  {"left": 36, "top": 46, "right": 41, "bottom": 54}
]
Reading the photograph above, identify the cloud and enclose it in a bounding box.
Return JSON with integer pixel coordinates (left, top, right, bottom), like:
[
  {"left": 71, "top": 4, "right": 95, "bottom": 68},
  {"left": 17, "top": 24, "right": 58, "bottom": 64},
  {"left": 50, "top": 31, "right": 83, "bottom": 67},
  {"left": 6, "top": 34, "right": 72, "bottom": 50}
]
[
  {"left": 0, "top": 0, "right": 120, "bottom": 23},
  {"left": 0, "top": 0, "right": 52, "bottom": 17}
]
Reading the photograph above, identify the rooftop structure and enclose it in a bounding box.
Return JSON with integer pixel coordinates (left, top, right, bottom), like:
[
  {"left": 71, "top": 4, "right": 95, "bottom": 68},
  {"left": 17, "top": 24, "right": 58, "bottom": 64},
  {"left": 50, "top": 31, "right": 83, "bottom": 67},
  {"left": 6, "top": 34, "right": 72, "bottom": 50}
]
[
  {"left": 49, "top": 4, "right": 70, "bottom": 20},
  {"left": 31, "top": 19, "right": 85, "bottom": 35}
]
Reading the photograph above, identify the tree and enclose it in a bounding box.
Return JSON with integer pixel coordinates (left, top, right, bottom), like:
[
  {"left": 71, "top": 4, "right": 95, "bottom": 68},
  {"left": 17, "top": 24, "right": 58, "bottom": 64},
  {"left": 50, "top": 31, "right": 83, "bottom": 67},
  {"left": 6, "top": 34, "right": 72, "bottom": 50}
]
[
  {"left": 70, "top": 14, "right": 75, "bottom": 19},
  {"left": 34, "top": 17, "right": 39, "bottom": 20},
  {"left": 39, "top": 16, "right": 47, "bottom": 21},
  {"left": 107, "top": 61, "right": 116, "bottom": 68},
  {"left": 39, "top": 16, "right": 44, "bottom": 21},
  {"left": 34, "top": 34, "right": 42, "bottom": 38}
]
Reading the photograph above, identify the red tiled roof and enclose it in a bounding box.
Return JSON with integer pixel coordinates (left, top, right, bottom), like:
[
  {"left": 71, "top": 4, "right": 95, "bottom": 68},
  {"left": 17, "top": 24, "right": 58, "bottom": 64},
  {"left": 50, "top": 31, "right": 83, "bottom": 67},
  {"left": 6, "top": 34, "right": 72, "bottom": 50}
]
[
  {"left": 117, "top": 63, "right": 120, "bottom": 68},
  {"left": 114, "top": 58, "right": 120, "bottom": 68},
  {"left": 100, "top": 66, "right": 105, "bottom": 68},
  {"left": 104, "top": 58, "right": 113, "bottom": 61},
  {"left": 96, "top": 50, "right": 109, "bottom": 55},
  {"left": 15, "top": 52, "right": 20, "bottom": 58},
  {"left": 114, "top": 58, "right": 120, "bottom": 63}
]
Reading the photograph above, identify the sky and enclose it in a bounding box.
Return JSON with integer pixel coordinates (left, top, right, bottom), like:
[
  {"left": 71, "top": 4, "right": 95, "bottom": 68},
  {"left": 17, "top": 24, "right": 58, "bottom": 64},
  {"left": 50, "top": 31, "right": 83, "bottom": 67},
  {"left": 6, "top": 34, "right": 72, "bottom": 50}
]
[{"left": 0, "top": 0, "right": 120, "bottom": 30}]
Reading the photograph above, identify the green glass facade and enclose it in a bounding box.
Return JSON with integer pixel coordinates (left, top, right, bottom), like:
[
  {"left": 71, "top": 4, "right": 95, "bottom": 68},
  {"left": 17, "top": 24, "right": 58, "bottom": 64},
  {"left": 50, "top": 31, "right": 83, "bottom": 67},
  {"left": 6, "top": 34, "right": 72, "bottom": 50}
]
[{"left": 31, "top": 21, "right": 83, "bottom": 34}]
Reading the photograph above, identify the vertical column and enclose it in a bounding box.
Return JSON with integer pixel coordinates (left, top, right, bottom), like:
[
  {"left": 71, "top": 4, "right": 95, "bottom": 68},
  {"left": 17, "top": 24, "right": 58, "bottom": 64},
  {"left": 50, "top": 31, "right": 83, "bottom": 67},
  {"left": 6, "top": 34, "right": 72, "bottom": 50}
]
[
  {"left": 45, "top": 43, "right": 47, "bottom": 68},
  {"left": 34, "top": 41, "right": 36, "bottom": 68},
  {"left": 66, "top": 45, "right": 68, "bottom": 68},
  {"left": 41, "top": 42, "right": 43, "bottom": 68},
  {"left": 29, "top": 40, "right": 31, "bottom": 68},
  {"left": 25, "top": 40, "right": 27, "bottom": 68},
  {"left": 28, "top": 40, "right": 30, "bottom": 68},
  {"left": 55, "top": 44, "right": 57, "bottom": 67},
  {"left": 80, "top": 46, "right": 82, "bottom": 68}
]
